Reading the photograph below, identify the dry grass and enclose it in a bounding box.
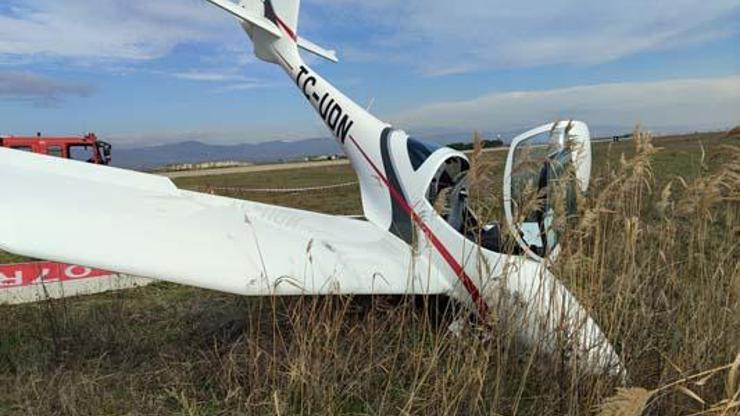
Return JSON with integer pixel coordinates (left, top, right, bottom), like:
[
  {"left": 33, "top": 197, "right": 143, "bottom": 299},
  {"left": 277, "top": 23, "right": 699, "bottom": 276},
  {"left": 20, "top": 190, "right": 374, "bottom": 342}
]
[{"left": 0, "top": 130, "right": 738, "bottom": 415}]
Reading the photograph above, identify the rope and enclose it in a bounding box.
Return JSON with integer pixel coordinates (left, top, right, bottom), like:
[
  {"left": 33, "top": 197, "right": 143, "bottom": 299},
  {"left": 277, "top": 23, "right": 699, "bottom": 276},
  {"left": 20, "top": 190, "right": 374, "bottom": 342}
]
[{"left": 197, "top": 180, "right": 359, "bottom": 194}]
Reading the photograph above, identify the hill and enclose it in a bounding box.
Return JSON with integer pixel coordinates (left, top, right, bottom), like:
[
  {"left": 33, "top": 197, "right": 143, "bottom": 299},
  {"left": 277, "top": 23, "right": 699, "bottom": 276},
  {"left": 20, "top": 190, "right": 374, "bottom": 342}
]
[{"left": 112, "top": 138, "right": 342, "bottom": 170}]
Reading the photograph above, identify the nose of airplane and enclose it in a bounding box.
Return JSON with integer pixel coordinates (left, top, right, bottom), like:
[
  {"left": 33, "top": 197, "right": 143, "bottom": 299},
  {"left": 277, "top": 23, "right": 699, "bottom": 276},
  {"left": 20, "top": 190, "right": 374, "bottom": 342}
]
[{"left": 486, "top": 258, "right": 626, "bottom": 379}]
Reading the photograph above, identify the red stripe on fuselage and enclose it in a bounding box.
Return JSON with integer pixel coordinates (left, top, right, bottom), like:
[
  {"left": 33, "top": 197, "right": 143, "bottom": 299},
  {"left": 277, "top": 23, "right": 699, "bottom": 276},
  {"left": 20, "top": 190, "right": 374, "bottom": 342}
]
[
  {"left": 274, "top": 15, "right": 298, "bottom": 42},
  {"left": 347, "top": 135, "right": 488, "bottom": 317}
]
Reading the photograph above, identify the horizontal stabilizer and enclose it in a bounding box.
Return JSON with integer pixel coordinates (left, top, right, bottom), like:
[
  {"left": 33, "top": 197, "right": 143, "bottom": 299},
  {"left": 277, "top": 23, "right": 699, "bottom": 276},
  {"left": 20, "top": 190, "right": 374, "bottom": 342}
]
[
  {"left": 298, "top": 36, "right": 339, "bottom": 63},
  {"left": 206, "top": 0, "right": 282, "bottom": 38}
]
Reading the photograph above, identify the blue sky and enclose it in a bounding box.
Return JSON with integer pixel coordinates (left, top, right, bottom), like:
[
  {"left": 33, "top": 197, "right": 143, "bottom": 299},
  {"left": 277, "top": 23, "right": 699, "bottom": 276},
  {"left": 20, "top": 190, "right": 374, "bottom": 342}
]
[{"left": 1, "top": 0, "right": 738, "bottom": 147}]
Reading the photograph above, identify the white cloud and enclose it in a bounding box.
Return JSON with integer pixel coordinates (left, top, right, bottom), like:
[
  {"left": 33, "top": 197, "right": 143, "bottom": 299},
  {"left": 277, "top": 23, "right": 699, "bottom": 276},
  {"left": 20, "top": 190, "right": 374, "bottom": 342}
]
[
  {"left": 169, "top": 69, "right": 276, "bottom": 93},
  {"left": 0, "top": 0, "right": 227, "bottom": 60},
  {"left": 307, "top": 0, "right": 740, "bottom": 74},
  {"left": 104, "top": 76, "right": 740, "bottom": 147},
  {"left": 212, "top": 82, "right": 272, "bottom": 92},
  {"left": 395, "top": 76, "right": 740, "bottom": 134},
  {"left": 1, "top": 0, "right": 737, "bottom": 76},
  {"left": 172, "top": 70, "right": 253, "bottom": 82}
]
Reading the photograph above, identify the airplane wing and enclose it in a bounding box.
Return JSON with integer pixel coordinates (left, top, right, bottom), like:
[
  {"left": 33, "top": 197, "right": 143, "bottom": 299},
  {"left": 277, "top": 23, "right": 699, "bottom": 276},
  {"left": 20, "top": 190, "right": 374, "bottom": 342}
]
[{"left": 0, "top": 148, "right": 448, "bottom": 297}]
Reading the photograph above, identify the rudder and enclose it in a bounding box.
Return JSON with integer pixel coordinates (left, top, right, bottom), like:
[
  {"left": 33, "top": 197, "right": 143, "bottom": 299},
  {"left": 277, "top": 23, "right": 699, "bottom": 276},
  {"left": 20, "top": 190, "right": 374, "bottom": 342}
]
[{"left": 264, "top": 0, "right": 300, "bottom": 39}]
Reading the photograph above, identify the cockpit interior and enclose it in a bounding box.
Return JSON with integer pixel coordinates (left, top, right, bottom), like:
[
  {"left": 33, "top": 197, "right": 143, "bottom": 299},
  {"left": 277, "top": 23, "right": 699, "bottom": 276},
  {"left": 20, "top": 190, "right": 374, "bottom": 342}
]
[
  {"left": 425, "top": 155, "right": 506, "bottom": 253},
  {"left": 420, "top": 121, "right": 585, "bottom": 259}
]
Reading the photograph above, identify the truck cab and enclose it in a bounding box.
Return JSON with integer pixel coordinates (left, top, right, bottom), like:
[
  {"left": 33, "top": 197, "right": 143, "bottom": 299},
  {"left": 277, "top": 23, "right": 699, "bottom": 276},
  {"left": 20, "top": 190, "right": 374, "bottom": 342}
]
[{"left": 0, "top": 133, "right": 112, "bottom": 165}]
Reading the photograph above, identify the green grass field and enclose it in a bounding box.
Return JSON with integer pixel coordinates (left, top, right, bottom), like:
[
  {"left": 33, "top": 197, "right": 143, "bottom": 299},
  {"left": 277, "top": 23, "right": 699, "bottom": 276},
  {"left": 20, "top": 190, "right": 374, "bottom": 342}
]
[{"left": 1, "top": 131, "right": 738, "bottom": 415}]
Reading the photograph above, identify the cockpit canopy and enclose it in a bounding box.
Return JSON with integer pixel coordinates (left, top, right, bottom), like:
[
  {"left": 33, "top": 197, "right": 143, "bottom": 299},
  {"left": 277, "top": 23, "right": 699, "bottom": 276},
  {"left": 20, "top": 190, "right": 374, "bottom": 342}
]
[
  {"left": 423, "top": 121, "right": 592, "bottom": 261},
  {"left": 407, "top": 137, "right": 443, "bottom": 171},
  {"left": 504, "top": 120, "right": 591, "bottom": 261}
]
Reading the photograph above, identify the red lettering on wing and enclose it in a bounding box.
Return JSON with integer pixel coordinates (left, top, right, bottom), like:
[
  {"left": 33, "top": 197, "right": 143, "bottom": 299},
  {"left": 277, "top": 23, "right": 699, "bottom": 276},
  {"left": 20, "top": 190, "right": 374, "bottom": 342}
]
[{"left": 0, "top": 262, "right": 111, "bottom": 289}]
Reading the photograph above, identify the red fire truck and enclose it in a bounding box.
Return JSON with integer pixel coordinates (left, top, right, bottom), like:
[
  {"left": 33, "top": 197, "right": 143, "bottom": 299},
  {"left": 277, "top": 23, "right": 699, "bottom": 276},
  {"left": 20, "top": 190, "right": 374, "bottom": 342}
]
[{"left": 0, "top": 133, "right": 112, "bottom": 165}]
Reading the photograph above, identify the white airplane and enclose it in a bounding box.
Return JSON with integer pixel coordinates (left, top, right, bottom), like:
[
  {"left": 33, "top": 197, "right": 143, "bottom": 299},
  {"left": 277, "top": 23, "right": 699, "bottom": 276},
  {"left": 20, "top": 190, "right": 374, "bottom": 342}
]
[{"left": 0, "top": 0, "right": 624, "bottom": 376}]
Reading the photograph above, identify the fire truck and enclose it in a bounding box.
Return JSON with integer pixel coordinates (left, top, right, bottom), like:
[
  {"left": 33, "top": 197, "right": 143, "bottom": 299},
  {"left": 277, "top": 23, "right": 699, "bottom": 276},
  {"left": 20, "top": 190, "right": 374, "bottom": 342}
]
[{"left": 0, "top": 133, "right": 112, "bottom": 165}]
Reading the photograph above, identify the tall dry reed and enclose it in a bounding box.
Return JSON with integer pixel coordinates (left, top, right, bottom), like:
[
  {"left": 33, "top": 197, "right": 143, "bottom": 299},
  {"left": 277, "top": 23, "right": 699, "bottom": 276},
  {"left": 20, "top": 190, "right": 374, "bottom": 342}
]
[{"left": 0, "top": 129, "right": 737, "bottom": 415}]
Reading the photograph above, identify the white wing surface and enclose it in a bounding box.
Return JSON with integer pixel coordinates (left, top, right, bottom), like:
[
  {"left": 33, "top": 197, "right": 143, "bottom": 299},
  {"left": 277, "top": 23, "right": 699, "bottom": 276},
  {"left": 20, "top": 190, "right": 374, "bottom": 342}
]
[{"left": 0, "top": 148, "right": 447, "bottom": 297}]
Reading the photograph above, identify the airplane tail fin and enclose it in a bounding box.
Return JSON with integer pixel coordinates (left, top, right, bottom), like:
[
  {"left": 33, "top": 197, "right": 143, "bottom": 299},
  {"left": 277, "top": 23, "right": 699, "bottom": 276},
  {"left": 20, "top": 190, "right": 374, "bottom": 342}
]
[
  {"left": 206, "top": 0, "right": 337, "bottom": 64},
  {"left": 264, "top": 0, "right": 300, "bottom": 38}
]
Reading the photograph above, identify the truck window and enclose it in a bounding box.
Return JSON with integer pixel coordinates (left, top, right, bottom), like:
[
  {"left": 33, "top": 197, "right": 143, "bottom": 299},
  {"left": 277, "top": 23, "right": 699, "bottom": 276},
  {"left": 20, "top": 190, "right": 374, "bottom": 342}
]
[
  {"left": 12, "top": 146, "right": 32, "bottom": 152},
  {"left": 69, "top": 145, "right": 94, "bottom": 162},
  {"left": 48, "top": 146, "right": 63, "bottom": 157}
]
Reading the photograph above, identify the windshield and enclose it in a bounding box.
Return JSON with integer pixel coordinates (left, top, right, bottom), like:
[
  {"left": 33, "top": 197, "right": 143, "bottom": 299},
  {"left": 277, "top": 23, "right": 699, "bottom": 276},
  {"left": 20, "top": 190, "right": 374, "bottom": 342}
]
[
  {"left": 407, "top": 137, "right": 442, "bottom": 171},
  {"left": 97, "top": 141, "right": 112, "bottom": 163},
  {"left": 69, "top": 145, "right": 94, "bottom": 162}
]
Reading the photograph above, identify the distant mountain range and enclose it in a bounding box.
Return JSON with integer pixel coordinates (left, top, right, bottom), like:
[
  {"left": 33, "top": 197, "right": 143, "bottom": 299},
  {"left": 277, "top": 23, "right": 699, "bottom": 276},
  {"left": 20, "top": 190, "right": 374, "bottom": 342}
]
[
  {"left": 110, "top": 126, "right": 640, "bottom": 170},
  {"left": 111, "top": 131, "right": 483, "bottom": 170},
  {"left": 112, "top": 138, "right": 343, "bottom": 170}
]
